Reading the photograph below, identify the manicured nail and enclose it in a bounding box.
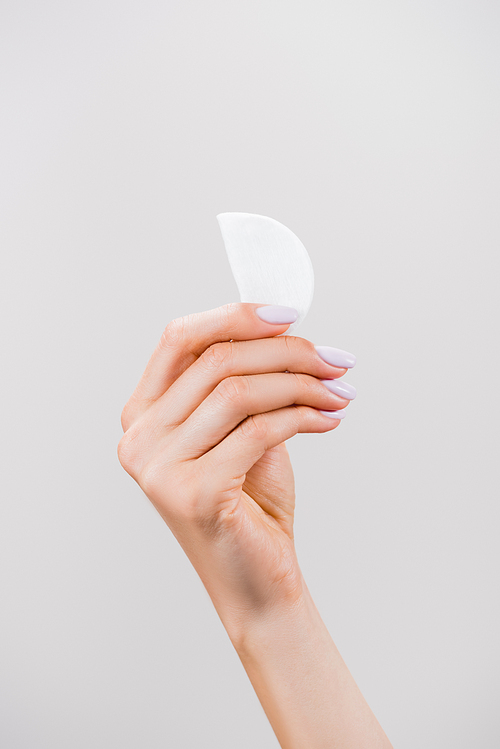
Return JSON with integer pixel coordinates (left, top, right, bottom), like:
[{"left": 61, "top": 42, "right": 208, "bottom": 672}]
[
  {"left": 319, "top": 408, "right": 347, "bottom": 419},
  {"left": 255, "top": 305, "right": 299, "bottom": 324},
  {"left": 321, "top": 379, "right": 357, "bottom": 400},
  {"left": 315, "top": 346, "right": 356, "bottom": 368}
]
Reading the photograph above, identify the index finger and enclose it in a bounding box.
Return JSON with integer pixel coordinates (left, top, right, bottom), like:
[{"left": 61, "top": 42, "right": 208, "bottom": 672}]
[{"left": 121, "top": 303, "right": 299, "bottom": 430}]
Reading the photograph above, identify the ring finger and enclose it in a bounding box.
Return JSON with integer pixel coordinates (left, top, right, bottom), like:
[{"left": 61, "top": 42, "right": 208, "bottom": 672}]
[
  {"left": 142, "top": 335, "right": 352, "bottom": 439},
  {"left": 170, "top": 371, "right": 349, "bottom": 459}
]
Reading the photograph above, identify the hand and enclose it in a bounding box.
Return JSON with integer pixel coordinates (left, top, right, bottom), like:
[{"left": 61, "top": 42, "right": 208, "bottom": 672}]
[
  {"left": 117, "top": 303, "right": 353, "bottom": 635},
  {"left": 117, "top": 303, "right": 392, "bottom": 748}
]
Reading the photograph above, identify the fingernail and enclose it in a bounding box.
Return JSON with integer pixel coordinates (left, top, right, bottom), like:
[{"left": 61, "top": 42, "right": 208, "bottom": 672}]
[
  {"left": 255, "top": 305, "right": 299, "bottom": 324},
  {"left": 321, "top": 379, "right": 357, "bottom": 400},
  {"left": 319, "top": 408, "right": 347, "bottom": 419},
  {"left": 315, "top": 346, "right": 356, "bottom": 368}
]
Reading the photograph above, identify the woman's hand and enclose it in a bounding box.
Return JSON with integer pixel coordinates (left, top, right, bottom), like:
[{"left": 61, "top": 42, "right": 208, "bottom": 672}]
[
  {"left": 117, "top": 303, "right": 354, "bottom": 636},
  {"left": 118, "top": 303, "right": 394, "bottom": 749}
]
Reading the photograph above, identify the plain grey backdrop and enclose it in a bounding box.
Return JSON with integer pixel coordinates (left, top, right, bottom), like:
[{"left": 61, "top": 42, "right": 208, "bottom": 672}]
[{"left": 1, "top": 1, "right": 499, "bottom": 746}]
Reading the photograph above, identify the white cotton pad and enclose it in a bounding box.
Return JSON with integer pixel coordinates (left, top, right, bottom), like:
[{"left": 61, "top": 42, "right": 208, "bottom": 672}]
[{"left": 217, "top": 212, "right": 314, "bottom": 335}]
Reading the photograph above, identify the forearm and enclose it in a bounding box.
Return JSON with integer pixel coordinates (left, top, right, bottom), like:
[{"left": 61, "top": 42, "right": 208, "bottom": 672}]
[{"left": 223, "top": 575, "right": 392, "bottom": 749}]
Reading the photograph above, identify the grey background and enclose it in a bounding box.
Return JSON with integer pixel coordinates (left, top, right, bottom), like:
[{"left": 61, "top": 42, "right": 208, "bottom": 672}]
[{"left": 1, "top": 1, "right": 499, "bottom": 746}]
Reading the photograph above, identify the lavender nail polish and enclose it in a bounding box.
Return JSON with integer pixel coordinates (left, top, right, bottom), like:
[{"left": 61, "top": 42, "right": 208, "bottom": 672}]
[
  {"left": 315, "top": 346, "right": 356, "bottom": 369},
  {"left": 321, "top": 379, "right": 357, "bottom": 400},
  {"left": 255, "top": 305, "right": 299, "bottom": 324},
  {"left": 319, "top": 408, "right": 347, "bottom": 419}
]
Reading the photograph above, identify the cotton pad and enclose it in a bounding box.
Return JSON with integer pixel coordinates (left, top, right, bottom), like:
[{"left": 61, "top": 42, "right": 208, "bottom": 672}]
[{"left": 217, "top": 213, "right": 314, "bottom": 335}]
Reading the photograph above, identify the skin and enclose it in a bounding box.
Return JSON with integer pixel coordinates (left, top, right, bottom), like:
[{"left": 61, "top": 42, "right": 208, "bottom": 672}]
[{"left": 118, "top": 302, "right": 393, "bottom": 748}]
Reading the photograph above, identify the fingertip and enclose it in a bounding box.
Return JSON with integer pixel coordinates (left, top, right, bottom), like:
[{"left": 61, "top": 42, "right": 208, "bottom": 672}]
[
  {"left": 254, "top": 305, "right": 299, "bottom": 326},
  {"left": 319, "top": 408, "right": 347, "bottom": 420},
  {"left": 227, "top": 302, "right": 296, "bottom": 340}
]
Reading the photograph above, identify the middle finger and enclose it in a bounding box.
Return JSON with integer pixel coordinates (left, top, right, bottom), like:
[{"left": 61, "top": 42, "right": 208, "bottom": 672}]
[{"left": 144, "top": 335, "right": 354, "bottom": 434}]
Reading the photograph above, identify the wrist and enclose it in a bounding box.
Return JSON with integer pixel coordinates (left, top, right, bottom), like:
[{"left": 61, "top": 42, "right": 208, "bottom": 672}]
[
  {"left": 219, "top": 571, "right": 316, "bottom": 654},
  {"left": 175, "top": 525, "right": 306, "bottom": 646}
]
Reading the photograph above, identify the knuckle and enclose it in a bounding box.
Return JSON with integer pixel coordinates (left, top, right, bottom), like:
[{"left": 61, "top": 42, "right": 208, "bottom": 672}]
[
  {"left": 292, "top": 404, "right": 317, "bottom": 434},
  {"left": 201, "top": 340, "right": 234, "bottom": 372},
  {"left": 117, "top": 418, "right": 157, "bottom": 479},
  {"left": 215, "top": 375, "right": 250, "bottom": 404},
  {"left": 216, "top": 303, "right": 237, "bottom": 328},
  {"left": 290, "top": 404, "right": 306, "bottom": 429},
  {"left": 285, "top": 371, "right": 316, "bottom": 403},
  {"left": 301, "top": 373, "right": 323, "bottom": 399},
  {"left": 289, "top": 371, "right": 310, "bottom": 391},
  {"left": 282, "top": 334, "right": 294, "bottom": 354},
  {"left": 284, "top": 334, "right": 315, "bottom": 359},
  {"left": 217, "top": 302, "right": 256, "bottom": 339},
  {"left": 282, "top": 334, "right": 301, "bottom": 355},
  {"left": 160, "top": 316, "right": 187, "bottom": 349},
  {"left": 117, "top": 429, "right": 140, "bottom": 476},
  {"left": 239, "top": 414, "right": 268, "bottom": 444}
]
